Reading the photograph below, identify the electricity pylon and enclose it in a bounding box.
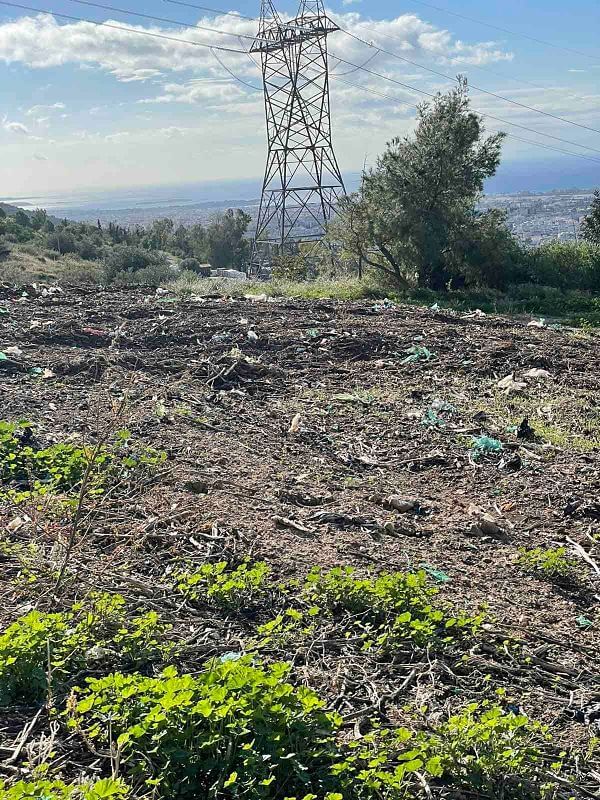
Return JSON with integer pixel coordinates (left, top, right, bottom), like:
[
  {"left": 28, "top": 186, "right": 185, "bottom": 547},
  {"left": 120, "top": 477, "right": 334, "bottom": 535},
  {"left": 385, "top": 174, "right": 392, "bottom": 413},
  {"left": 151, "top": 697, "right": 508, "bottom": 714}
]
[{"left": 250, "top": 0, "right": 345, "bottom": 273}]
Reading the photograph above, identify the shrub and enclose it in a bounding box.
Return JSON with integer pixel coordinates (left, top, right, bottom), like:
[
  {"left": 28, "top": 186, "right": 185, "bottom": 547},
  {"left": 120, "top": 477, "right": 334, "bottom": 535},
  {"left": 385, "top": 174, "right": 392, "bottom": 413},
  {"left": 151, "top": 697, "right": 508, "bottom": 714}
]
[
  {"left": 180, "top": 257, "right": 210, "bottom": 276},
  {"left": 526, "top": 241, "right": 600, "bottom": 292},
  {"left": 103, "top": 246, "right": 169, "bottom": 283},
  {"left": 0, "top": 594, "right": 171, "bottom": 705},
  {"left": 69, "top": 659, "right": 340, "bottom": 799}
]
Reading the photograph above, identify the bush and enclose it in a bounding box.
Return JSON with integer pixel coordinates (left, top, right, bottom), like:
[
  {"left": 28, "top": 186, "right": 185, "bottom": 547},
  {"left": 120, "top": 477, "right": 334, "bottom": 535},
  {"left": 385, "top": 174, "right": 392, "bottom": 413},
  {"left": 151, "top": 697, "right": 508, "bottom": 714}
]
[
  {"left": 69, "top": 659, "right": 340, "bottom": 799},
  {"left": 526, "top": 241, "right": 600, "bottom": 291},
  {"left": 104, "top": 246, "right": 169, "bottom": 283},
  {"left": 110, "top": 261, "right": 173, "bottom": 287},
  {"left": 180, "top": 257, "right": 210, "bottom": 276}
]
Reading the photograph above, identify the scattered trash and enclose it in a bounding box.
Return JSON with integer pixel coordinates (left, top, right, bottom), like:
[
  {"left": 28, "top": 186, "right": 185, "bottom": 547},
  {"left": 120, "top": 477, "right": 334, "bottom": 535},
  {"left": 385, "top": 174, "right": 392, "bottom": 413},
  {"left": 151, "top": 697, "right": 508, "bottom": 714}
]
[
  {"left": 420, "top": 563, "right": 450, "bottom": 583},
  {"left": 3, "top": 346, "right": 23, "bottom": 357},
  {"left": 517, "top": 419, "right": 536, "bottom": 440},
  {"left": 402, "top": 345, "right": 435, "bottom": 364},
  {"left": 244, "top": 293, "right": 268, "bottom": 302},
  {"left": 463, "top": 308, "right": 486, "bottom": 319},
  {"left": 527, "top": 318, "right": 546, "bottom": 328},
  {"left": 523, "top": 368, "right": 552, "bottom": 380},
  {"left": 430, "top": 303, "right": 440, "bottom": 311},
  {"left": 247, "top": 330, "right": 259, "bottom": 343},
  {"left": 220, "top": 651, "right": 243, "bottom": 663},
  {"left": 497, "top": 373, "right": 527, "bottom": 393},
  {"left": 383, "top": 496, "right": 418, "bottom": 513},
  {"left": 0, "top": 307, "right": 9, "bottom": 315},
  {"left": 471, "top": 436, "right": 503, "bottom": 459},
  {"left": 288, "top": 413, "right": 303, "bottom": 434},
  {"left": 576, "top": 616, "right": 593, "bottom": 629},
  {"left": 273, "top": 515, "right": 315, "bottom": 536},
  {"left": 467, "top": 513, "right": 507, "bottom": 540},
  {"left": 42, "top": 368, "right": 56, "bottom": 380}
]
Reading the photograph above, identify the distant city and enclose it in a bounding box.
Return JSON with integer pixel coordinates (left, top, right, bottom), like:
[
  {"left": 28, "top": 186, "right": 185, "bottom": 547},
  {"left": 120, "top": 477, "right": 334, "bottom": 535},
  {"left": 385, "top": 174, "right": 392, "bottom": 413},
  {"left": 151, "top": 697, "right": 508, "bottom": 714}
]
[
  {"left": 1, "top": 183, "right": 595, "bottom": 246},
  {"left": 478, "top": 189, "right": 595, "bottom": 245}
]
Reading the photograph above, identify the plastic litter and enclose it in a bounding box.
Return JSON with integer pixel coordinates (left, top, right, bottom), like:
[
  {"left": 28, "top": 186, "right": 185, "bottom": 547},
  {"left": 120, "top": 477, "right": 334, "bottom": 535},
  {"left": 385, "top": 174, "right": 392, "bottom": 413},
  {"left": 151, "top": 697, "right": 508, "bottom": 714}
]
[
  {"left": 471, "top": 436, "right": 503, "bottom": 459},
  {"left": 420, "top": 563, "right": 450, "bottom": 583},
  {"left": 402, "top": 345, "right": 435, "bottom": 364}
]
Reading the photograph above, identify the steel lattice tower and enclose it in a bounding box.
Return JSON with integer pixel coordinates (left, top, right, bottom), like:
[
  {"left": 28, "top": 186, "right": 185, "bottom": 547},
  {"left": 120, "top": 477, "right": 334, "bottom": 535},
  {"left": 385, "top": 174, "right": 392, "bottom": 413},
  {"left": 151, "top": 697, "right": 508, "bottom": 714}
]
[{"left": 250, "top": 0, "right": 345, "bottom": 271}]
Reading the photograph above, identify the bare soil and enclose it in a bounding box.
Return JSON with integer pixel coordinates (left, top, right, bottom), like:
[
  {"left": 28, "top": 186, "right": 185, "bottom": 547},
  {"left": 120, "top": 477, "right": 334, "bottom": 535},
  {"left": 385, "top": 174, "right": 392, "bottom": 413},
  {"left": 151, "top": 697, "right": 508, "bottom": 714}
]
[{"left": 1, "top": 285, "right": 599, "bottom": 795}]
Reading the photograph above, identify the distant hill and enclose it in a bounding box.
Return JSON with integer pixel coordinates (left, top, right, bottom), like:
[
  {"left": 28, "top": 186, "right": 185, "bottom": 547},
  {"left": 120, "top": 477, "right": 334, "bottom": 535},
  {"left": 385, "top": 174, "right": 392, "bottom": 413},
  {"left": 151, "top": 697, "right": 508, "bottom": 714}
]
[{"left": 0, "top": 202, "right": 62, "bottom": 225}]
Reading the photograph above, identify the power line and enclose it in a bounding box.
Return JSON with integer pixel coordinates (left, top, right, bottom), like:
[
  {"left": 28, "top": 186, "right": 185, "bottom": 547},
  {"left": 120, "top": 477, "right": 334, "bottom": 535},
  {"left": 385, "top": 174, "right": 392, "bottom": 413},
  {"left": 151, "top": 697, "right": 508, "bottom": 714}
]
[
  {"left": 163, "top": 0, "right": 256, "bottom": 22},
  {"left": 336, "top": 26, "right": 600, "bottom": 135},
  {"left": 329, "top": 53, "right": 600, "bottom": 158},
  {"left": 2, "top": 0, "right": 598, "bottom": 167},
  {"left": 401, "top": 0, "right": 600, "bottom": 63},
  {"left": 329, "top": 75, "right": 600, "bottom": 166},
  {"left": 67, "top": 0, "right": 261, "bottom": 41},
  {"left": 340, "top": 17, "right": 548, "bottom": 92},
  {"left": 0, "top": 0, "right": 248, "bottom": 52}
]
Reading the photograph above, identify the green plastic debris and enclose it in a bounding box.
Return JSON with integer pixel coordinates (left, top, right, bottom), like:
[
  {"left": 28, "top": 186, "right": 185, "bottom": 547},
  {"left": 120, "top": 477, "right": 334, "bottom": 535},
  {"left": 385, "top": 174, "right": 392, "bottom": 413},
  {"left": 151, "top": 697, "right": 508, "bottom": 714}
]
[
  {"left": 0, "top": 307, "right": 8, "bottom": 315},
  {"left": 0, "top": 352, "right": 7, "bottom": 361},
  {"left": 402, "top": 345, "right": 435, "bottom": 364},
  {"left": 576, "top": 615, "right": 593, "bottom": 629},
  {"left": 471, "top": 436, "right": 503, "bottom": 459},
  {"left": 420, "top": 563, "right": 450, "bottom": 583},
  {"left": 422, "top": 409, "right": 445, "bottom": 428}
]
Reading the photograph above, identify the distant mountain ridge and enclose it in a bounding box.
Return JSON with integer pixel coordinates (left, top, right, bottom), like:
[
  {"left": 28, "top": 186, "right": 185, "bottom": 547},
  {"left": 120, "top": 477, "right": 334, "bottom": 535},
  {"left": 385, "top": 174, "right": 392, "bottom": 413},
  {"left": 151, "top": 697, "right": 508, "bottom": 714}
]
[{"left": 0, "top": 201, "right": 63, "bottom": 225}]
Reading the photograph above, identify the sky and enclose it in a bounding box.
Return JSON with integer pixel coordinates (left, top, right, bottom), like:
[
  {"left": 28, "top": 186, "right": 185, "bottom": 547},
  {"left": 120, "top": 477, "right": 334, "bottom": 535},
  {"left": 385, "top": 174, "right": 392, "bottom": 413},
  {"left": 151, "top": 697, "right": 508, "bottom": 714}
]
[{"left": 0, "top": 0, "right": 599, "bottom": 197}]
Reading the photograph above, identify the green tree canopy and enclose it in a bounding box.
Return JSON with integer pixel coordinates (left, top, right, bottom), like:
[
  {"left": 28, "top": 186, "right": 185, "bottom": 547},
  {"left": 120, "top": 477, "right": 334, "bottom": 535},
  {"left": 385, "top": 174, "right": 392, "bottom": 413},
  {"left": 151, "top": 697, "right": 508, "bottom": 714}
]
[
  {"left": 581, "top": 190, "right": 600, "bottom": 245},
  {"left": 336, "top": 77, "right": 505, "bottom": 289}
]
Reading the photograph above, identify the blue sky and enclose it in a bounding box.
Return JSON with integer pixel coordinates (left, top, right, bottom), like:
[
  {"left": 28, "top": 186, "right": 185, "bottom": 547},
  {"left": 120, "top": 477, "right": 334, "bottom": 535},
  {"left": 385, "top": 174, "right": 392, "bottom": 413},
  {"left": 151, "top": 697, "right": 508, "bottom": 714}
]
[{"left": 1, "top": 0, "right": 599, "bottom": 196}]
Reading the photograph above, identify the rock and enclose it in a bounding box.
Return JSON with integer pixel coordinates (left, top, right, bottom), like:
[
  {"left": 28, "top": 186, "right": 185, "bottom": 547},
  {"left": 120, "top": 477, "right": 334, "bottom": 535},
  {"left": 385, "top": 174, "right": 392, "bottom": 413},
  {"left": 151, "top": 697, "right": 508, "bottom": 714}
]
[
  {"left": 466, "top": 514, "right": 507, "bottom": 540},
  {"left": 383, "top": 495, "right": 418, "bottom": 513}
]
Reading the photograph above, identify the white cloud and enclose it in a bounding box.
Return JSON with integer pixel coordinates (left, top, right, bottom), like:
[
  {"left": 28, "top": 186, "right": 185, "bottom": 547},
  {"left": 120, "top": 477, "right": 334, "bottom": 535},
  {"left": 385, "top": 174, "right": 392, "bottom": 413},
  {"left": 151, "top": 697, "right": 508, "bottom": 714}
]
[
  {"left": 3, "top": 120, "right": 30, "bottom": 135},
  {"left": 26, "top": 102, "right": 65, "bottom": 116}
]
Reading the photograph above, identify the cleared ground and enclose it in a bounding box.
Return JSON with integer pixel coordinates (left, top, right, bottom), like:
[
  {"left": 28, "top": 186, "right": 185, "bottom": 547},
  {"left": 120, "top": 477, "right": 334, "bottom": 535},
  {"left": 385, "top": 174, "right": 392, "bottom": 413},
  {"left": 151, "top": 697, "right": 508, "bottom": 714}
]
[{"left": 1, "top": 285, "right": 599, "bottom": 798}]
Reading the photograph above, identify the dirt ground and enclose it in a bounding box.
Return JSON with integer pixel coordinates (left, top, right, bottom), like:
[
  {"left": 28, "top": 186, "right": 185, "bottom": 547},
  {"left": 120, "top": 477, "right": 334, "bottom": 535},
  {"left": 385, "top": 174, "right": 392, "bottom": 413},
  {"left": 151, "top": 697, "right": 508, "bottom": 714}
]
[{"left": 1, "top": 284, "right": 599, "bottom": 796}]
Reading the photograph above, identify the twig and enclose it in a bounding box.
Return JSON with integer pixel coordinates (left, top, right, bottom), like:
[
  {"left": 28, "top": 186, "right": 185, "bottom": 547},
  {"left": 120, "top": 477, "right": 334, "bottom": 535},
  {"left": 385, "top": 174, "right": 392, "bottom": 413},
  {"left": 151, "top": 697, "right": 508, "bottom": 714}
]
[{"left": 566, "top": 536, "right": 600, "bottom": 577}]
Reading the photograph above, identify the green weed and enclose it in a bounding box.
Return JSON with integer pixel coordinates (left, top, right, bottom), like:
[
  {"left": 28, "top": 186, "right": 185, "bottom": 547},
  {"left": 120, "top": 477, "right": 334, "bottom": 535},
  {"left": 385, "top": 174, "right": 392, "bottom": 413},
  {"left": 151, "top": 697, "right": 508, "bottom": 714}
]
[
  {"left": 0, "top": 778, "right": 130, "bottom": 800},
  {"left": 0, "top": 593, "right": 172, "bottom": 705},
  {"left": 334, "top": 701, "right": 554, "bottom": 799},
  {"left": 518, "top": 547, "right": 581, "bottom": 583},
  {"left": 69, "top": 659, "right": 340, "bottom": 799},
  {"left": 175, "top": 560, "right": 272, "bottom": 609},
  {"left": 301, "top": 567, "right": 483, "bottom": 650},
  {"left": 0, "top": 422, "right": 166, "bottom": 502}
]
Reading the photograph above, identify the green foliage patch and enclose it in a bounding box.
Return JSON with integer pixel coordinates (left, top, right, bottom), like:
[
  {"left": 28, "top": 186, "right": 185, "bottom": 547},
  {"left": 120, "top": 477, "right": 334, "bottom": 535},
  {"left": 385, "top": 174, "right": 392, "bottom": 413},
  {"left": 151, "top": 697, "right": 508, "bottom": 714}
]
[
  {"left": 0, "top": 593, "right": 171, "bottom": 705},
  {"left": 518, "top": 547, "right": 581, "bottom": 583},
  {"left": 68, "top": 663, "right": 556, "bottom": 800},
  {"left": 0, "top": 778, "right": 130, "bottom": 800},
  {"left": 0, "top": 421, "right": 165, "bottom": 501},
  {"left": 69, "top": 659, "right": 340, "bottom": 799},
  {"left": 301, "top": 567, "right": 483, "bottom": 650},
  {"left": 175, "top": 560, "right": 272, "bottom": 609},
  {"left": 333, "top": 701, "right": 554, "bottom": 799}
]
